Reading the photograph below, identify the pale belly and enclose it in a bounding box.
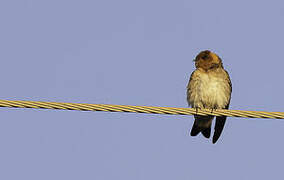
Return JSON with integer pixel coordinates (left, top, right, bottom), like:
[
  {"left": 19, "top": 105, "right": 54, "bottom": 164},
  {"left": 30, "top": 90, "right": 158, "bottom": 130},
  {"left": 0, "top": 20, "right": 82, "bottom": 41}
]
[{"left": 190, "top": 74, "right": 230, "bottom": 109}]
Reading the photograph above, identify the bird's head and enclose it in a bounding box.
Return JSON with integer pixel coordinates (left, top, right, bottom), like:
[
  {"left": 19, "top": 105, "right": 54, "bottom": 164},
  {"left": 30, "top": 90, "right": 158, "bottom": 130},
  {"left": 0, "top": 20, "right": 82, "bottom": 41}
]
[{"left": 194, "top": 50, "right": 223, "bottom": 71}]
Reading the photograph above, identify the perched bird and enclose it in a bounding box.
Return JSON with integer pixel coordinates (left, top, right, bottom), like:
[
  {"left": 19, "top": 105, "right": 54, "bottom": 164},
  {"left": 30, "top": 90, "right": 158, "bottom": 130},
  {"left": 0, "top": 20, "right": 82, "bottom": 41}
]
[{"left": 187, "top": 50, "right": 232, "bottom": 144}]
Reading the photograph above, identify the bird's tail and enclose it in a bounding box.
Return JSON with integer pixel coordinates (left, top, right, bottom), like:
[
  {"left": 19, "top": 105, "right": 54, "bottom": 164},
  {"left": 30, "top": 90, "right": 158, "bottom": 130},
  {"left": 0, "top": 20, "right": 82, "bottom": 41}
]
[{"left": 190, "top": 115, "right": 214, "bottom": 138}]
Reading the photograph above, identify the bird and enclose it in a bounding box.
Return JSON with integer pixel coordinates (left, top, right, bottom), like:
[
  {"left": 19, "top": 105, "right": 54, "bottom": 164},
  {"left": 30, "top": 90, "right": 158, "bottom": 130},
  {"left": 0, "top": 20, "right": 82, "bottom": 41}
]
[{"left": 187, "top": 50, "right": 232, "bottom": 144}]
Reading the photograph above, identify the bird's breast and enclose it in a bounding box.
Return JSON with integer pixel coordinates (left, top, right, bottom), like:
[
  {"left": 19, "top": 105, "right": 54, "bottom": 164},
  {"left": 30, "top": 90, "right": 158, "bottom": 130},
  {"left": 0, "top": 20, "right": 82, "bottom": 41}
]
[{"left": 189, "top": 71, "right": 231, "bottom": 109}]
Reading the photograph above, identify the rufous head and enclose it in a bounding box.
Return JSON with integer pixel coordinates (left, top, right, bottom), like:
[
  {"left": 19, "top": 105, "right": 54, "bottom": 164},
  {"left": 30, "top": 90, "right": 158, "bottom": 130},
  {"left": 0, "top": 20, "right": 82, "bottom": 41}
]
[{"left": 194, "top": 50, "right": 223, "bottom": 71}]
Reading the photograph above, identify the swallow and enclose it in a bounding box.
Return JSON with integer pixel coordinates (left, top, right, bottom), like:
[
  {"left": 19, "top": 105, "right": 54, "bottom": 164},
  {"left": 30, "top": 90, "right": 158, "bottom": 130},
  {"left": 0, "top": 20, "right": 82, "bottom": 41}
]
[{"left": 187, "top": 50, "right": 232, "bottom": 144}]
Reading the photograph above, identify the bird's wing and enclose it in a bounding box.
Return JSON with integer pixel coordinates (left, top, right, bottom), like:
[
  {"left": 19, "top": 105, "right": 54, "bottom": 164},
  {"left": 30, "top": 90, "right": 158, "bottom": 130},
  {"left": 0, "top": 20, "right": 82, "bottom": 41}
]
[
  {"left": 186, "top": 70, "right": 199, "bottom": 107},
  {"left": 213, "top": 70, "right": 232, "bottom": 144}
]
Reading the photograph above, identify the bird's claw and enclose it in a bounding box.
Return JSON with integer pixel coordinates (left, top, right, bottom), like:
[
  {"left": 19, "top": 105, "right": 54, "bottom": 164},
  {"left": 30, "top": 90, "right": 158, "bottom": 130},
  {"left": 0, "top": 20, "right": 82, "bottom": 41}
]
[
  {"left": 195, "top": 107, "right": 200, "bottom": 115},
  {"left": 211, "top": 107, "right": 218, "bottom": 114}
]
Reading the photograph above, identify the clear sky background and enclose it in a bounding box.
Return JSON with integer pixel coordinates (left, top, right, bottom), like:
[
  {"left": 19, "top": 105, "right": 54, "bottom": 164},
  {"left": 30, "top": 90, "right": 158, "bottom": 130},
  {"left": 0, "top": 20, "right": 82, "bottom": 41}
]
[{"left": 0, "top": 0, "right": 284, "bottom": 179}]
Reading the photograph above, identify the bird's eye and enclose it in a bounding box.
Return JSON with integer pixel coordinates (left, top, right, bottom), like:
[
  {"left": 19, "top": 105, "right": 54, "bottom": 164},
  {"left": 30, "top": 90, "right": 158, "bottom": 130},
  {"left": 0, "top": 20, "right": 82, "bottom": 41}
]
[{"left": 202, "top": 55, "right": 208, "bottom": 59}]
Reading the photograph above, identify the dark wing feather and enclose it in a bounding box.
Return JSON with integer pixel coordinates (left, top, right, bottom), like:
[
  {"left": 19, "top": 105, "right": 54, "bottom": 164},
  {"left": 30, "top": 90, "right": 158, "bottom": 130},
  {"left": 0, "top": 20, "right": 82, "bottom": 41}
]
[
  {"left": 213, "top": 115, "right": 227, "bottom": 144},
  {"left": 212, "top": 70, "right": 232, "bottom": 144}
]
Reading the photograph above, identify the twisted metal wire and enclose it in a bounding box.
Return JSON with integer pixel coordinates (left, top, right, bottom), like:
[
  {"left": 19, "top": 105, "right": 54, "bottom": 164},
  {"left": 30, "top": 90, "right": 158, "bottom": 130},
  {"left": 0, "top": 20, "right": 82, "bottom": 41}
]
[{"left": 0, "top": 99, "right": 283, "bottom": 119}]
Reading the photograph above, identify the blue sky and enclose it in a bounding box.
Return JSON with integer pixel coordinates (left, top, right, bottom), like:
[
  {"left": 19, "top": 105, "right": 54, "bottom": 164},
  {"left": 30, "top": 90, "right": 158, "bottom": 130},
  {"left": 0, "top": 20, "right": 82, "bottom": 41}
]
[{"left": 0, "top": 0, "right": 284, "bottom": 179}]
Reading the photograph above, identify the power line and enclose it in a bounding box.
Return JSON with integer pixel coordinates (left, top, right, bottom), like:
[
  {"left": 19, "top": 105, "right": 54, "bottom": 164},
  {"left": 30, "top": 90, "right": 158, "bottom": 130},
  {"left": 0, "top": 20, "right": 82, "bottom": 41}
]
[{"left": 0, "top": 99, "right": 283, "bottom": 119}]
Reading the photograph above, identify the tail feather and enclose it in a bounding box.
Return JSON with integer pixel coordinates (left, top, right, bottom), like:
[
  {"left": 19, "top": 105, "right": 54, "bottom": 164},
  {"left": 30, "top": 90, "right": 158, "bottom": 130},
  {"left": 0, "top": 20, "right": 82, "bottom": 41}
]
[
  {"left": 190, "top": 122, "right": 202, "bottom": 136},
  {"left": 201, "top": 127, "right": 211, "bottom": 138},
  {"left": 213, "top": 116, "right": 227, "bottom": 144},
  {"left": 190, "top": 115, "right": 213, "bottom": 138}
]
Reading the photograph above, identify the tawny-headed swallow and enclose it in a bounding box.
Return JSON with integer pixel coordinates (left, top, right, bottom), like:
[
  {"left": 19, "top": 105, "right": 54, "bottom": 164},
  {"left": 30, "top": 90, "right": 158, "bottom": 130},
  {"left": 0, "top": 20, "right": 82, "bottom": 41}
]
[{"left": 187, "top": 50, "right": 232, "bottom": 144}]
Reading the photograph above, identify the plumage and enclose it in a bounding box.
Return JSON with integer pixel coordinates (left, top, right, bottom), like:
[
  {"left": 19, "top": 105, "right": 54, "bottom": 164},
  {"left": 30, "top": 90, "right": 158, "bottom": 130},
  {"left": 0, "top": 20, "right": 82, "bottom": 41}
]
[{"left": 187, "top": 50, "right": 232, "bottom": 144}]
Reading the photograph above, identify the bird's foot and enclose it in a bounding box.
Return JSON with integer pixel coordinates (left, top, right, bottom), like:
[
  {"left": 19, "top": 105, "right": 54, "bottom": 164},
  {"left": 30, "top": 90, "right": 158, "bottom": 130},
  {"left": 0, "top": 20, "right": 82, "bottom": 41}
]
[
  {"left": 211, "top": 106, "right": 218, "bottom": 114},
  {"left": 195, "top": 107, "right": 200, "bottom": 115}
]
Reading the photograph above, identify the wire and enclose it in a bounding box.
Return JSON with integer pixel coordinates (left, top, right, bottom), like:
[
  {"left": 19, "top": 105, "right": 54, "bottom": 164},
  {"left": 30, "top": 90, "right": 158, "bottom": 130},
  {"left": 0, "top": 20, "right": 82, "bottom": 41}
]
[{"left": 0, "top": 99, "right": 283, "bottom": 119}]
